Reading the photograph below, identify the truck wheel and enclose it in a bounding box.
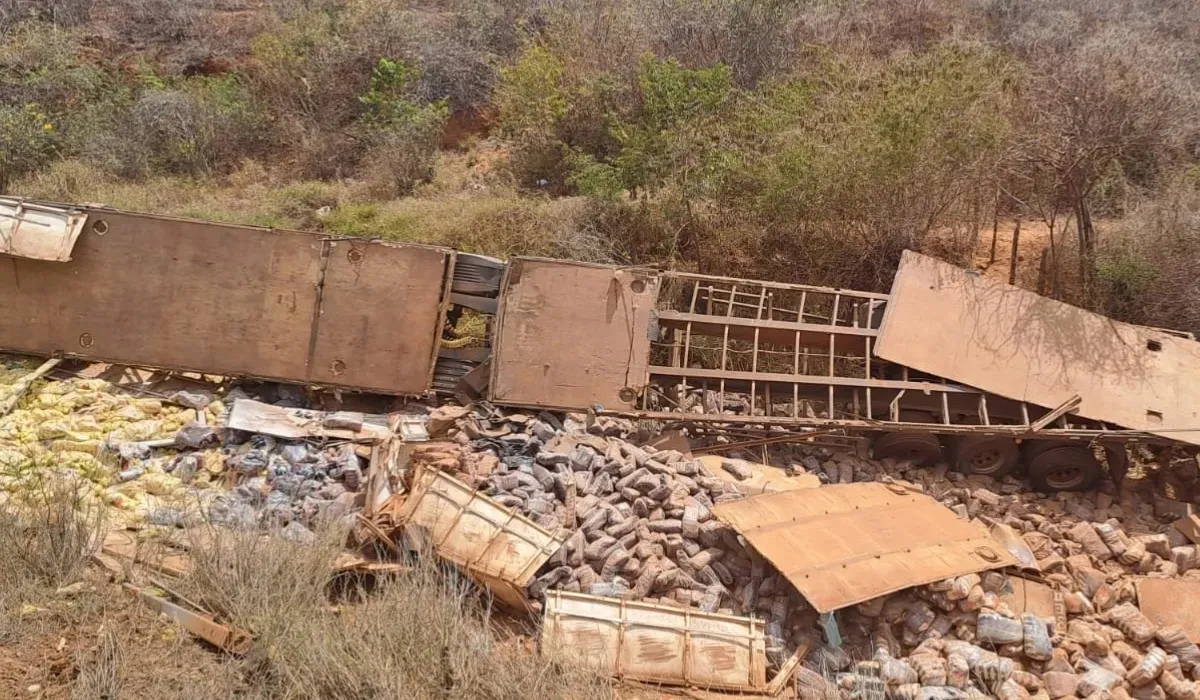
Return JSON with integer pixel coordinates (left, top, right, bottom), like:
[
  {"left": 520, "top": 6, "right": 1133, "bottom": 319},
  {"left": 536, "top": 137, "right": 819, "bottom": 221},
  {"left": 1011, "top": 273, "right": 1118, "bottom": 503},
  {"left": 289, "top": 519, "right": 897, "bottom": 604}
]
[
  {"left": 1027, "top": 446, "right": 1102, "bottom": 492},
  {"left": 872, "top": 432, "right": 943, "bottom": 466},
  {"left": 951, "top": 436, "right": 1019, "bottom": 478}
]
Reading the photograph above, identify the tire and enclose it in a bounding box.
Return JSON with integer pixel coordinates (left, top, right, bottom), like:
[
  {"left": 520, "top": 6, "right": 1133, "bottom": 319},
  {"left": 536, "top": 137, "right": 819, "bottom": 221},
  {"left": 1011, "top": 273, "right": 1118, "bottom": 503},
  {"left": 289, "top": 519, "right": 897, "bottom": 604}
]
[
  {"left": 872, "top": 432, "right": 944, "bottom": 466},
  {"left": 1022, "top": 439, "right": 1073, "bottom": 460},
  {"left": 950, "top": 436, "right": 1020, "bottom": 478},
  {"left": 1027, "top": 446, "right": 1103, "bottom": 492}
]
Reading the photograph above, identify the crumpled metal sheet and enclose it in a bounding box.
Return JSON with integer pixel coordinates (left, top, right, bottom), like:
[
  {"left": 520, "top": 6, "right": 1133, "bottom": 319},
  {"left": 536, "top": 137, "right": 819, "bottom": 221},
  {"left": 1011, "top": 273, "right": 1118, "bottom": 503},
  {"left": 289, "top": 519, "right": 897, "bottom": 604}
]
[
  {"left": 396, "top": 467, "right": 565, "bottom": 610},
  {"left": 0, "top": 198, "right": 88, "bottom": 262},
  {"left": 713, "top": 482, "right": 1018, "bottom": 612}
]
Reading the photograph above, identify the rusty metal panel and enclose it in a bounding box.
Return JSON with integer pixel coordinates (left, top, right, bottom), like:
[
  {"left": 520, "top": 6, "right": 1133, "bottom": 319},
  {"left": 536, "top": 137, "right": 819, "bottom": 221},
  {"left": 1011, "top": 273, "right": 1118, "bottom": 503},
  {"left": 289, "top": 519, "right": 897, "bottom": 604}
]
[
  {"left": 875, "top": 250, "right": 1200, "bottom": 445},
  {"left": 308, "top": 238, "right": 450, "bottom": 393},
  {"left": 542, "top": 590, "right": 767, "bottom": 691},
  {"left": 0, "top": 207, "right": 450, "bottom": 395},
  {"left": 713, "top": 483, "right": 1017, "bottom": 612},
  {"left": 1137, "top": 578, "right": 1200, "bottom": 642},
  {"left": 1, "top": 209, "right": 320, "bottom": 380},
  {"left": 0, "top": 198, "right": 88, "bottom": 261},
  {"left": 490, "top": 258, "right": 659, "bottom": 411},
  {"left": 396, "top": 468, "right": 565, "bottom": 609}
]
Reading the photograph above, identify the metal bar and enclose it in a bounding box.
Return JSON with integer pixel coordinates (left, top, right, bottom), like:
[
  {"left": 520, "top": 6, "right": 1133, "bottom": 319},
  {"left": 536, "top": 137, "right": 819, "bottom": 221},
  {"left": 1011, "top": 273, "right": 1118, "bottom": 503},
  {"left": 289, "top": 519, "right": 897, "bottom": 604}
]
[
  {"left": 661, "top": 270, "right": 890, "bottom": 300},
  {"left": 682, "top": 281, "right": 700, "bottom": 370},
  {"left": 890, "top": 390, "right": 905, "bottom": 422},
  {"left": 979, "top": 395, "right": 990, "bottom": 426},
  {"left": 600, "top": 410, "right": 1169, "bottom": 443},
  {"left": 654, "top": 311, "right": 877, "bottom": 337},
  {"left": 649, "top": 367, "right": 979, "bottom": 393},
  {"left": 750, "top": 287, "right": 766, "bottom": 414},
  {"left": 793, "top": 329, "right": 801, "bottom": 418},
  {"left": 1030, "top": 394, "right": 1082, "bottom": 432},
  {"left": 864, "top": 336, "right": 873, "bottom": 420},
  {"left": 831, "top": 293, "right": 841, "bottom": 328},
  {"left": 941, "top": 392, "right": 951, "bottom": 426}
]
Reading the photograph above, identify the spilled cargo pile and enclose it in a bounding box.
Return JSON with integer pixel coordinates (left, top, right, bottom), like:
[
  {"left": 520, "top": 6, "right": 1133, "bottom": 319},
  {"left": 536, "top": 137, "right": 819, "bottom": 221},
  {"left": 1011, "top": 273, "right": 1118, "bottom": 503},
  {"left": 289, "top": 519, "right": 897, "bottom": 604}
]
[
  {"left": 391, "top": 404, "right": 1200, "bottom": 699},
  {"left": 0, "top": 360, "right": 371, "bottom": 543},
  {"left": 9, "top": 354, "right": 1200, "bottom": 699}
]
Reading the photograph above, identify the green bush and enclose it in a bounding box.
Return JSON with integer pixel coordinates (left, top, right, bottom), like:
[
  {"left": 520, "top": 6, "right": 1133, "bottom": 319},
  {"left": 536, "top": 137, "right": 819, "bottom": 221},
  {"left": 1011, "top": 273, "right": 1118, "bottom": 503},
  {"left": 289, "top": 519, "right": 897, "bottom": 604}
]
[
  {"left": 357, "top": 58, "right": 449, "bottom": 196},
  {"left": 0, "top": 103, "right": 58, "bottom": 191}
]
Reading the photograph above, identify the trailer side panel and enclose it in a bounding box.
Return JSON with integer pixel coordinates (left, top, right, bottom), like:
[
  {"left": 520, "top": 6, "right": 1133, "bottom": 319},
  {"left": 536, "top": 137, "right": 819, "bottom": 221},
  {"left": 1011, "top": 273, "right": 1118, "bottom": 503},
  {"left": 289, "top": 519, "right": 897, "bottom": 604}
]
[
  {"left": 490, "top": 258, "right": 658, "bottom": 411},
  {"left": 876, "top": 250, "right": 1200, "bottom": 445},
  {"left": 0, "top": 208, "right": 450, "bottom": 394}
]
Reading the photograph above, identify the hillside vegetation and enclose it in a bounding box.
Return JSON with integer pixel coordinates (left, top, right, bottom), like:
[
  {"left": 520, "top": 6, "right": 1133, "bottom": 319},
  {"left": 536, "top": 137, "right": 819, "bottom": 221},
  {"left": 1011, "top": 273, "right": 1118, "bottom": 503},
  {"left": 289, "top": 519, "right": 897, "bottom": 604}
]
[{"left": 4, "top": 0, "right": 1200, "bottom": 332}]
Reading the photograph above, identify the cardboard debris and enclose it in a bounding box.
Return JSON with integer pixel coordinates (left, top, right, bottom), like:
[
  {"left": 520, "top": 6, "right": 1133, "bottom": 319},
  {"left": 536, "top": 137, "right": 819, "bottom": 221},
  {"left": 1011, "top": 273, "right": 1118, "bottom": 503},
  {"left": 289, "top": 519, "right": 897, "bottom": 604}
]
[
  {"left": 1136, "top": 577, "right": 1200, "bottom": 642},
  {"left": 396, "top": 468, "right": 566, "bottom": 610},
  {"left": 646, "top": 429, "right": 693, "bottom": 456},
  {"left": 102, "top": 530, "right": 192, "bottom": 577},
  {"left": 987, "top": 520, "right": 1042, "bottom": 572},
  {"left": 226, "top": 399, "right": 392, "bottom": 442},
  {"left": 1173, "top": 513, "right": 1200, "bottom": 545},
  {"left": 713, "top": 482, "right": 1018, "bottom": 612},
  {"left": 998, "top": 576, "right": 1057, "bottom": 618},
  {"left": 542, "top": 590, "right": 768, "bottom": 692}
]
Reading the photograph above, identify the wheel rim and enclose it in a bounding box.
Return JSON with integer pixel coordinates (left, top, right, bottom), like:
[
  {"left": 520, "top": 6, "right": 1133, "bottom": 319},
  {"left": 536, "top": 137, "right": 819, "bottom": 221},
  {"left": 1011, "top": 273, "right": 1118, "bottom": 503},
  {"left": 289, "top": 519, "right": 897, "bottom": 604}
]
[
  {"left": 1046, "top": 465, "right": 1085, "bottom": 490},
  {"left": 968, "top": 447, "right": 1005, "bottom": 475}
]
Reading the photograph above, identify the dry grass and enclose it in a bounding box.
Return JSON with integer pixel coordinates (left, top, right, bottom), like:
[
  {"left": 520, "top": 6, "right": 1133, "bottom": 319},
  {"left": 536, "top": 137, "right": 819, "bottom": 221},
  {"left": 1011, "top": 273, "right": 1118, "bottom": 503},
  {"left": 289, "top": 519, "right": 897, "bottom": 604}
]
[
  {"left": 173, "top": 524, "right": 612, "bottom": 700},
  {"left": 70, "top": 626, "right": 123, "bottom": 700},
  {"left": 0, "top": 476, "right": 106, "bottom": 591}
]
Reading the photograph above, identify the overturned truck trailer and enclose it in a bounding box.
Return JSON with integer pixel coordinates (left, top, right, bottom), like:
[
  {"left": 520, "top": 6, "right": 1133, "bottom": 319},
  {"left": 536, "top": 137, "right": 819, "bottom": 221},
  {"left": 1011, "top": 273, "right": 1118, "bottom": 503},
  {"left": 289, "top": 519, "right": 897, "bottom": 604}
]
[
  {"left": 3, "top": 199, "right": 1198, "bottom": 493},
  {"left": 487, "top": 259, "right": 1200, "bottom": 494}
]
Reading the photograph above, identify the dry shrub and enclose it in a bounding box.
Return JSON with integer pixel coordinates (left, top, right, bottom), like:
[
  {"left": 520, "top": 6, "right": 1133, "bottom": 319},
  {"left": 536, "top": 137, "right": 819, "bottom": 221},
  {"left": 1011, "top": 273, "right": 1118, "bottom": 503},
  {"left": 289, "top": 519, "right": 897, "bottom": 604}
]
[
  {"left": 177, "top": 523, "right": 342, "bottom": 640},
  {"left": 70, "top": 626, "right": 123, "bottom": 700},
  {"left": 268, "top": 559, "right": 611, "bottom": 700},
  {"left": 1091, "top": 180, "right": 1200, "bottom": 335},
  {"left": 0, "top": 476, "right": 105, "bottom": 590},
  {"left": 177, "top": 524, "right": 611, "bottom": 700}
]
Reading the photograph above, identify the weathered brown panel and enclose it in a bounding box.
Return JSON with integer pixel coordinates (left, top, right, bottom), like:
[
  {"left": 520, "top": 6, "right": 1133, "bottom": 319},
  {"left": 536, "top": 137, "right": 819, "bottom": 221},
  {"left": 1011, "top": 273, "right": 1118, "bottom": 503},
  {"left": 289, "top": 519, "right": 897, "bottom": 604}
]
[
  {"left": 875, "top": 250, "right": 1200, "bottom": 445},
  {"left": 308, "top": 238, "right": 450, "bottom": 393},
  {"left": 490, "top": 258, "right": 659, "bottom": 411},
  {"left": 542, "top": 590, "right": 768, "bottom": 691},
  {"left": 1, "top": 211, "right": 319, "bottom": 380},
  {"left": 713, "top": 482, "right": 1017, "bottom": 612},
  {"left": 0, "top": 208, "right": 450, "bottom": 394},
  {"left": 1137, "top": 578, "right": 1200, "bottom": 642}
]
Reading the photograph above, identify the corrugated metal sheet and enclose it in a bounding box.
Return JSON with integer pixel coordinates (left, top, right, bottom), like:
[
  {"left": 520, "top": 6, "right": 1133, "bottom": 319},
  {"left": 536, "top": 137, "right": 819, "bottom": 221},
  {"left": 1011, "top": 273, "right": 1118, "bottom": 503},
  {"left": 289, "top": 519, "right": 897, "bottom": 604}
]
[
  {"left": 713, "top": 482, "right": 1017, "bottom": 612},
  {"left": 396, "top": 468, "right": 565, "bottom": 610},
  {"left": 875, "top": 250, "right": 1200, "bottom": 445},
  {"left": 542, "top": 590, "right": 767, "bottom": 691}
]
